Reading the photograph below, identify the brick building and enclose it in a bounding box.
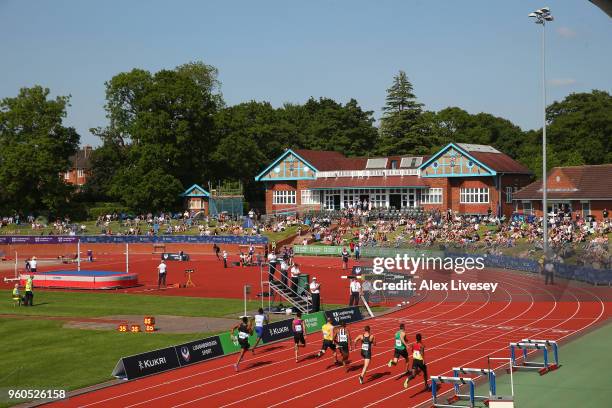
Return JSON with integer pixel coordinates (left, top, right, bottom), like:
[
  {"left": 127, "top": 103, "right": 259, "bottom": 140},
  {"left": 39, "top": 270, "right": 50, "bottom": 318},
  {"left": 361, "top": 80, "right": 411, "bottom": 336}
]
[
  {"left": 513, "top": 164, "right": 612, "bottom": 220},
  {"left": 62, "top": 145, "right": 93, "bottom": 186},
  {"left": 255, "top": 143, "right": 533, "bottom": 216}
]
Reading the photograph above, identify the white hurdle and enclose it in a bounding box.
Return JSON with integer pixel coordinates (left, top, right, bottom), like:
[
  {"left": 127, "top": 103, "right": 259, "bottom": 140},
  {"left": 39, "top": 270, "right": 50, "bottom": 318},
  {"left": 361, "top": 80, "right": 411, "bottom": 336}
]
[
  {"left": 447, "top": 367, "right": 496, "bottom": 404},
  {"left": 431, "top": 375, "right": 477, "bottom": 408},
  {"left": 509, "top": 340, "right": 559, "bottom": 374}
]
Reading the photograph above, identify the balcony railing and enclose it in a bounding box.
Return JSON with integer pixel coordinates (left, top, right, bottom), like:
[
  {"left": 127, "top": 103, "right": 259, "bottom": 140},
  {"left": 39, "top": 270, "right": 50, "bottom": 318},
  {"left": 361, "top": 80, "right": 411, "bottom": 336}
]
[{"left": 315, "top": 168, "right": 420, "bottom": 178}]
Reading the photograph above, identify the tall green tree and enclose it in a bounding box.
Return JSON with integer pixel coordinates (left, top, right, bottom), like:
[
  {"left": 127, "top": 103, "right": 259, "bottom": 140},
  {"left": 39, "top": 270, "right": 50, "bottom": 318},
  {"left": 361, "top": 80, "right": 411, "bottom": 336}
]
[
  {"left": 378, "top": 71, "right": 424, "bottom": 155},
  {"left": 0, "top": 86, "right": 79, "bottom": 214},
  {"left": 91, "top": 61, "right": 223, "bottom": 211}
]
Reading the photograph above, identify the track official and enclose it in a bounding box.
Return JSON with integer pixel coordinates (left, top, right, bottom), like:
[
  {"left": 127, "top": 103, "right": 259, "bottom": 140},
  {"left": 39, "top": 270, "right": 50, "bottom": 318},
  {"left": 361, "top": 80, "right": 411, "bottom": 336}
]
[
  {"left": 24, "top": 275, "right": 34, "bottom": 306},
  {"left": 157, "top": 260, "right": 167, "bottom": 289},
  {"left": 309, "top": 277, "right": 320, "bottom": 312},
  {"left": 349, "top": 277, "right": 362, "bottom": 306}
]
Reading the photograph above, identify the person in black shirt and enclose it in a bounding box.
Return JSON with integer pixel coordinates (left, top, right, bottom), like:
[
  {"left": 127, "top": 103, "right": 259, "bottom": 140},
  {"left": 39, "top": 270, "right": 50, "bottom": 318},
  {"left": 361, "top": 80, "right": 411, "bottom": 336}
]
[{"left": 231, "top": 316, "right": 253, "bottom": 372}]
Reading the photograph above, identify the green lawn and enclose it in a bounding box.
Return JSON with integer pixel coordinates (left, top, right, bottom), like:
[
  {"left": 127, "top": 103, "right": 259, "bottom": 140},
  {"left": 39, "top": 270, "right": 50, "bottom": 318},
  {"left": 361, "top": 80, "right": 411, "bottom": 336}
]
[
  {"left": 0, "top": 290, "right": 263, "bottom": 318},
  {"left": 0, "top": 319, "right": 203, "bottom": 407},
  {"left": 454, "top": 322, "right": 612, "bottom": 407}
]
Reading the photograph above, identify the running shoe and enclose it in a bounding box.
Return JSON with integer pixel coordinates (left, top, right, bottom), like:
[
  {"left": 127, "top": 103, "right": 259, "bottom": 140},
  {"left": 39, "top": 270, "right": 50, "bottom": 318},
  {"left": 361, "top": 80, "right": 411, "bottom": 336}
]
[
  {"left": 403, "top": 377, "right": 410, "bottom": 388},
  {"left": 234, "top": 363, "right": 239, "bottom": 372},
  {"left": 387, "top": 359, "right": 394, "bottom": 367}
]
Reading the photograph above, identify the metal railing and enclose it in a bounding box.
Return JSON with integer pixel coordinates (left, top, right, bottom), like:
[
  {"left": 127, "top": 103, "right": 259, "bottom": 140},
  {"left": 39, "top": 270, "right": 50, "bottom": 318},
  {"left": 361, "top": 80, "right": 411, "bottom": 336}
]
[{"left": 267, "top": 278, "right": 312, "bottom": 314}]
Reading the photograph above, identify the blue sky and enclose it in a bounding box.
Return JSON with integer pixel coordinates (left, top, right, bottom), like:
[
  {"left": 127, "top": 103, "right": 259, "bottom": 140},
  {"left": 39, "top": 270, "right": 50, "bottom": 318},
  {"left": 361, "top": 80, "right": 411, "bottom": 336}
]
[{"left": 1, "top": 0, "right": 610, "bottom": 146}]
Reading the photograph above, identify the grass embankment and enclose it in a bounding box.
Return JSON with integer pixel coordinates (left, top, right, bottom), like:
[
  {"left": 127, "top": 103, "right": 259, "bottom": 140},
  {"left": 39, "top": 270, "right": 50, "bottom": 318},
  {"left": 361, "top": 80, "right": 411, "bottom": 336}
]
[{"left": 0, "top": 221, "right": 302, "bottom": 246}]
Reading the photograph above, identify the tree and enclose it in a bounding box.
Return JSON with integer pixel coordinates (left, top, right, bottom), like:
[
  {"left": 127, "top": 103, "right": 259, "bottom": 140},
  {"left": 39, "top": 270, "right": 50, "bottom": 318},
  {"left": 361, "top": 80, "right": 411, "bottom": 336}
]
[
  {"left": 378, "top": 71, "right": 424, "bottom": 155},
  {"left": 0, "top": 86, "right": 79, "bottom": 215},
  {"left": 91, "top": 61, "right": 223, "bottom": 211}
]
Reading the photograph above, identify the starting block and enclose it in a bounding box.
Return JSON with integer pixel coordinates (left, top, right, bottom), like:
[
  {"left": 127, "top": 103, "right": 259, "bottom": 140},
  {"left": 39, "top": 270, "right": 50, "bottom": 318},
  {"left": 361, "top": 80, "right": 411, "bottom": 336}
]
[
  {"left": 431, "top": 376, "right": 477, "bottom": 408},
  {"left": 509, "top": 339, "right": 559, "bottom": 375},
  {"left": 445, "top": 367, "right": 496, "bottom": 405}
]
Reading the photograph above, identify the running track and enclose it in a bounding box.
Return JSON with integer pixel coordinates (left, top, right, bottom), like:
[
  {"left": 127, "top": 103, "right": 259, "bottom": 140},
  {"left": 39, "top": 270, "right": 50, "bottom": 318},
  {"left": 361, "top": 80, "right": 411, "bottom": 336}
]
[{"left": 46, "top": 267, "right": 610, "bottom": 408}]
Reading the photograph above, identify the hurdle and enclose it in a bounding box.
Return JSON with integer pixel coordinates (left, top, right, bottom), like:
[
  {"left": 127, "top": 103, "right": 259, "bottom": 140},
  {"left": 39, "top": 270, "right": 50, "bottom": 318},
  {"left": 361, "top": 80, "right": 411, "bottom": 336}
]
[
  {"left": 509, "top": 339, "right": 559, "bottom": 375},
  {"left": 431, "top": 376, "right": 477, "bottom": 408},
  {"left": 443, "top": 367, "right": 496, "bottom": 405}
]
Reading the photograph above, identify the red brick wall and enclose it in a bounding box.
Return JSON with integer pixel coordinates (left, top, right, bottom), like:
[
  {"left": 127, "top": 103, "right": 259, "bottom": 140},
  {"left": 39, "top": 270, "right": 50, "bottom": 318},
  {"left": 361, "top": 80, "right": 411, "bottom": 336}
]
[
  {"left": 265, "top": 181, "right": 298, "bottom": 214},
  {"left": 528, "top": 199, "right": 611, "bottom": 220},
  {"left": 62, "top": 169, "right": 90, "bottom": 186}
]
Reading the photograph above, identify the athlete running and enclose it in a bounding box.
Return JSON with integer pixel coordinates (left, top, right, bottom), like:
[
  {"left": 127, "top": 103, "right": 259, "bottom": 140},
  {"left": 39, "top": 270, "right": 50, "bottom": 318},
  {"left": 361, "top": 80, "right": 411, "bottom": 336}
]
[
  {"left": 334, "top": 321, "right": 352, "bottom": 366},
  {"left": 231, "top": 316, "right": 253, "bottom": 371},
  {"left": 251, "top": 308, "right": 269, "bottom": 354},
  {"left": 354, "top": 325, "right": 375, "bottom": 384},
  {"left": 292, "top": 310, "right": 307, "bottom": 362},
  {"left": 387, "top": 323, "right": 409, "bottom": 374},
  {"left": 403, "top": 333, "right": 431, "bottom": 390},
  {"left": 316, "top": 317, "right": 338, "bottom": 363}
]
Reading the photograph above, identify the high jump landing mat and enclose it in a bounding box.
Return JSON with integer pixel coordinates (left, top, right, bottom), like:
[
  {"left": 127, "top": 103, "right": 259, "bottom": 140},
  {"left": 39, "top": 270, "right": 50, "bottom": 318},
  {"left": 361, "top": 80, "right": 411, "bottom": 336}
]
[{"left": 19, "top": 270, "right": 139, "bottom": 289}]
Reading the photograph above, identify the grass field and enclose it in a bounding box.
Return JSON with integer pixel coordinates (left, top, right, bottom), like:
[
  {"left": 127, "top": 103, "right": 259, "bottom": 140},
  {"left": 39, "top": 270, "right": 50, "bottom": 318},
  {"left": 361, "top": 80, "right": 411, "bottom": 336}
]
[
  {"left": 0, "top": 289, "right": 356, "bottom": 406},
  {"left": 454, "top": 322, "right": 612, "bottom": 407}
]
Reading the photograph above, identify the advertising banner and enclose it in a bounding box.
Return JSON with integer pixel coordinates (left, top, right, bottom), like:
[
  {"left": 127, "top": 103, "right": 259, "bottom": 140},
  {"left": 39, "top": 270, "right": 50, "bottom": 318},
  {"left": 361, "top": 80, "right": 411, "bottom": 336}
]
[
  {"left": 175, "top": 336, "right": 224, "bottom": 366},
  {"left": 261, "top": 318, "right": 293, "bottom": 343},
  {"left": 112, "top": 347, "right": 181, "bottom": 380},
  {"left": 302, "top": 311, "right": 326, "bottom": 333},
  {"left": 325, "top": 307, "right": 363, "bottom": 325},
  {"left": 218, "top": 331, "right": 258, "bottom": 355},
  {"left": 161, "top": 253, "right": 190, "bottom": 261},
  {"left": 1, "top": 235, "right": 267, "bottom": 245}
]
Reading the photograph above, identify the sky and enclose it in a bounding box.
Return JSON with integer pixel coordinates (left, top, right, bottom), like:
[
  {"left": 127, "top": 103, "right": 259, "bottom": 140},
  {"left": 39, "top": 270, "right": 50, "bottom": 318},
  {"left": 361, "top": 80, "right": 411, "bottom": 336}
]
[{"left": 1, "top": 0, "right": 611, "bottom": 147}]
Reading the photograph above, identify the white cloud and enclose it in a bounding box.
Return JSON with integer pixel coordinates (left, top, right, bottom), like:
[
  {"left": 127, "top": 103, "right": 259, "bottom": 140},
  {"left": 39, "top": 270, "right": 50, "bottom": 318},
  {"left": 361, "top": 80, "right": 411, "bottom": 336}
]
[
  {"left": 548, "top": 78, "right": 577, "bottom": 87},
  {"left": 556, "top": 26, "right": 577, "bottom": 38}
]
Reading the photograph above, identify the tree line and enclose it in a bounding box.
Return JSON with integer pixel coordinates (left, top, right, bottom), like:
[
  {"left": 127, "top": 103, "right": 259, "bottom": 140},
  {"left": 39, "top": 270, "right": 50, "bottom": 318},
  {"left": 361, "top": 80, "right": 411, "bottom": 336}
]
[{"left": 0, "top": 61, "right": 610, "bottom": 216}]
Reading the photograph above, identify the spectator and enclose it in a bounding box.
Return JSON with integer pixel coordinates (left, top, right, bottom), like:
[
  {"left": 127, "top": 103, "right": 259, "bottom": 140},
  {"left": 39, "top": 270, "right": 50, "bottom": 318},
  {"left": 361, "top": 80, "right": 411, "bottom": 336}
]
[{"left": 309, "top": 277, "right": 320, "bottom": 312}]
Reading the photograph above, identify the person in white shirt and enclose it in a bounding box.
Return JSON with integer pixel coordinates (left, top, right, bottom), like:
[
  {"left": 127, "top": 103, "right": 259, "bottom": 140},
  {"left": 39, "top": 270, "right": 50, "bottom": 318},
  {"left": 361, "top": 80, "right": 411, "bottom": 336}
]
[
  {"left": 349, "top": 277, "right": 362, "bottom": 306},
  {"left": 280, "top": 260, "right": 289, "bottom": 286},
  {"left": 251, "top": 307, "right": 269, "bottom": 354},
  {"left": 290, "top": 263, "right": 301, "bottom": 293},
  {"left": 223, "top": 250, "right": 228, "bottom": 268},
  {"left": 157, "top": 260, "right": 167, "bottom": 289},
  {"left": 267, "top": 252, "right": 277, "bottom": 281},
  {"left": 29, "top": 257, "right": 38, "bottom": 273},
  {"left": 309, "top": 277, "right": 321, "bottom": 312}
]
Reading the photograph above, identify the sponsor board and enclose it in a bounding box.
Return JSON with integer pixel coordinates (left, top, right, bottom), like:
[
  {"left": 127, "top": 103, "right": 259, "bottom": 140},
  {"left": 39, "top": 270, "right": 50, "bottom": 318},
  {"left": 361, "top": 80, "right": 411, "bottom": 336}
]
[
  {"left": 218, "top": 331, "right": 258, "bottom": 355},
  {"left": 175, "top": 336, "right": 224, "bottom": 366},
  {"left": 161, "top": 253, "right": 190, "bottom": 261},
  {"left": 325, "top": 307, "right": 363, "bottom": 325},
  {"left": 1, "top": 235, "right": 267, "bottom": 245},
  {"left": 302, "top": 312, "right": 326, "bottom": 333},
  {"left": 113, "top": 347, "right": 180, "bottom": 380},
  {"left": 261, "top": 318, "right": 293, "bottom": 343}
]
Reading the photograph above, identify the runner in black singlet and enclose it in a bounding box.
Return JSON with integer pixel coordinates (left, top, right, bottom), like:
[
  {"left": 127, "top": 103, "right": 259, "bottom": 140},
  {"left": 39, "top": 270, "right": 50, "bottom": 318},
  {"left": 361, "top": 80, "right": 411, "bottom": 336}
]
[{"left": 354, "top": 325, "right": 375, "bottom": 384}]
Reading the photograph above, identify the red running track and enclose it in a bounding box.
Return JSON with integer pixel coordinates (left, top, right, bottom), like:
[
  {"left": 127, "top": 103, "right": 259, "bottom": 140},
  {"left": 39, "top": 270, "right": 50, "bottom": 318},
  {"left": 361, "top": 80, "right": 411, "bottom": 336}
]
[{"left": 46, "top": 266, "right": 610, "bottom": 408}]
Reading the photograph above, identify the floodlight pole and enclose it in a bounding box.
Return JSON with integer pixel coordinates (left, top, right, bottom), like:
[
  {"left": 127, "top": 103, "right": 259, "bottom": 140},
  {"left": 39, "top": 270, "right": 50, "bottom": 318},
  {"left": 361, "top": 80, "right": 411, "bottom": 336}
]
[{"left": 529, "top": 7, "right": 553, "bottom": 257}]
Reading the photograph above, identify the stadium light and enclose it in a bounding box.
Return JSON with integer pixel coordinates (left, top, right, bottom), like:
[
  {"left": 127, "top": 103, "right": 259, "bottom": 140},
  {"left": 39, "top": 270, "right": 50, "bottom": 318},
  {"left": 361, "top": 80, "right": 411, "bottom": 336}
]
[{"left": 529, "top": 6, "right": 553, "bottom": 257}]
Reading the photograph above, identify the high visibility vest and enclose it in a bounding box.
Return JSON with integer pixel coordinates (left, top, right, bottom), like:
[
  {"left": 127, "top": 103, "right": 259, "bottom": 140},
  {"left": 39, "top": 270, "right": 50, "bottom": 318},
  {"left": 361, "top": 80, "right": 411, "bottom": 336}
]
[
  {"left": 12, "top": 288, "right": 20, "bottom": 297},
  {"left": 25, "top": 279, "right": 33, "bottom": 291}
]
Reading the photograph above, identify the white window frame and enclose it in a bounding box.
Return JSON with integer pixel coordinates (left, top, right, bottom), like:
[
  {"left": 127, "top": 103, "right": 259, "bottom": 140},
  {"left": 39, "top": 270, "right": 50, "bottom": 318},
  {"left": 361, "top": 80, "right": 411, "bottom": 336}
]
[
  {"left": 421, "top": 188, "right": 443, "bottom": 204},
  {"left": 300, "top": 189, "right": 320, "bottom": 205},
  {"left": 460, "top": 187, "right": 490, "bottom": 204},
  {"left": 522, "top": 201, "right": 532, "bottom": 215},
  {"left": 64, "top": 171, "right": 70, "bottom": 180},
  {"left": 77, "top": 169, "right": 84, "bottom": 178},
  {"left": 272, "top": 190, "right": 296, "bottom": 205}
]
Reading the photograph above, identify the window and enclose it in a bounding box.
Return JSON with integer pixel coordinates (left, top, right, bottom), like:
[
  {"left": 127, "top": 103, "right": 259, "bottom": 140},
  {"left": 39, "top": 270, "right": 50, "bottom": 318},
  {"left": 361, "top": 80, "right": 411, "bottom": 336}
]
[
  {"left": 460, "top": 188, "right": 489, "bottom": 204},
  {"left": 505, "top": 186, "right": 513, "bottom": 204},
  {"left": 77, "top": 169, "right": 84, "bottom": 178},
  {"left": 421, "top": 188, "right": 443, "bottom": 204},
  {"left": 64, "top": 171, "right": 70, "bottom": 180},
  {"left": 273, "top": 190, "right": 296, "bottom": 205},
  {"left": 300, "top": 189, "right": 320, "bottom": 205},
  {"left": 390, "top": 160, "right": 398, "bottom": 169},
  {"left": 522, "top": 201, "right": 532, "bottom": 215}
]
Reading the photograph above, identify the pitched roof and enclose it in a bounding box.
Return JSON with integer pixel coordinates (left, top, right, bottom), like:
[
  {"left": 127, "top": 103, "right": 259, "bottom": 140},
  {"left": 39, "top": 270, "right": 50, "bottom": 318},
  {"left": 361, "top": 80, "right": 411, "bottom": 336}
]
[
  {"left": 469, "top": 151, "right": 532, "bottom": 174},
  {"left": 292, "top": 150, "right": 350, "bottom": 171},
  {"left": 514, "top": 164, "right": 612, "bottom": 200},
  {"left": 309, "top": 176, "right": 428, "bottom": 189}
]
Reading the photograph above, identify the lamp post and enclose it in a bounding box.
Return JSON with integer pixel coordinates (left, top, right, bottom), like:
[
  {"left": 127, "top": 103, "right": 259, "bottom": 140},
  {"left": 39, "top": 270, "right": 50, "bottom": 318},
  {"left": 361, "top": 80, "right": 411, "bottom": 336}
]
[{"left": 529, "top": 7, "right": 553, "bottom": 257}]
